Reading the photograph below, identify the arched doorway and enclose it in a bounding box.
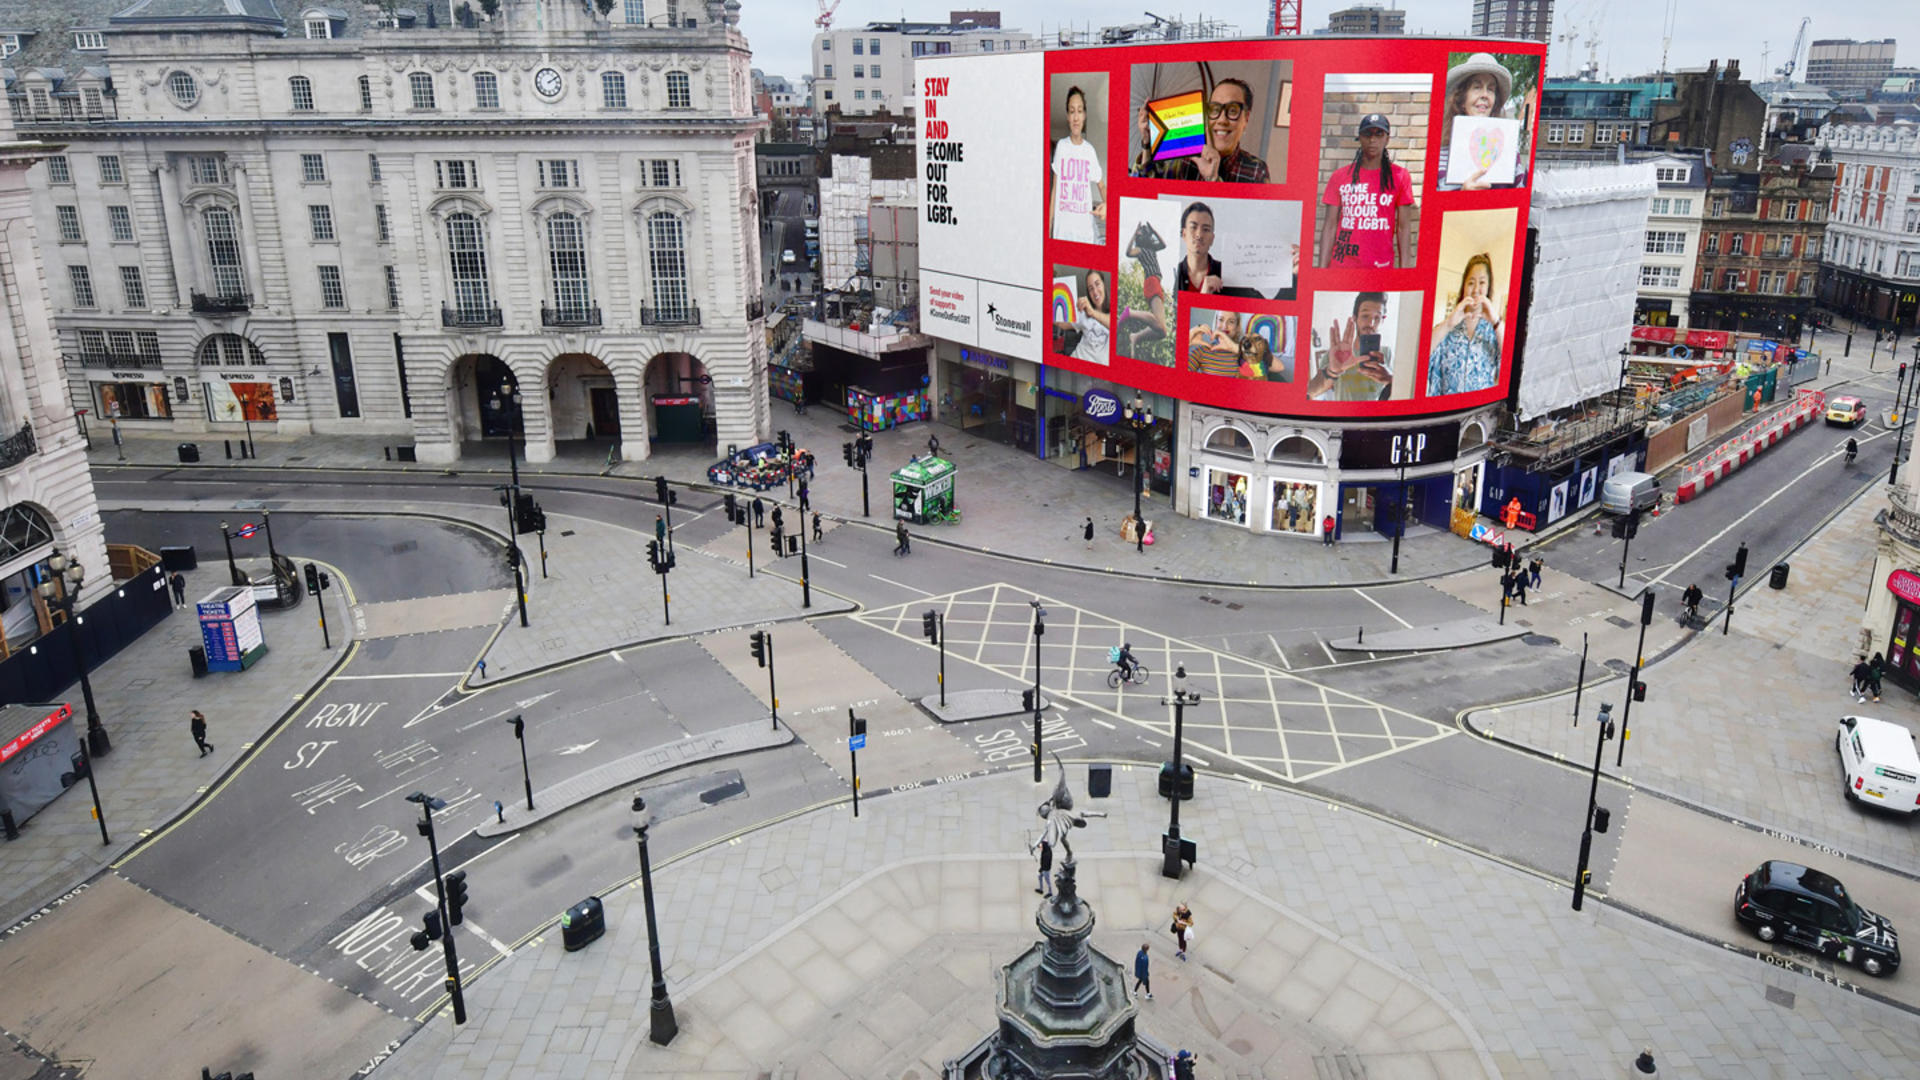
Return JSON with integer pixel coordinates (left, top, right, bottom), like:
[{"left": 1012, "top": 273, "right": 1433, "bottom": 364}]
[
  {"left": 643, "top": 352, "right": 713, "bottom": 446},
  {"left": 546, "top": 353, "right": 618, "bottom": 444},
  {"left": 446, "top": 354, "right": 517, "bottom": 445}
]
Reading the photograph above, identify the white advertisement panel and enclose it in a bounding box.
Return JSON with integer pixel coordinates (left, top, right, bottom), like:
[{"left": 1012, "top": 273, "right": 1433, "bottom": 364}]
[{"left": 917, "top": 51, "right": 1045, "bottom": 361}]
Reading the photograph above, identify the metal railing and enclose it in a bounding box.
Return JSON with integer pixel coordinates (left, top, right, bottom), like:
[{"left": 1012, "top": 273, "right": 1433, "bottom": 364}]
[
  {"left": 747, "top": 298, "right": 765, "bottom": 321},
  {"left": 1886, "top": 484, "right": 1920, "bottom": 547},
  {"left": 191, "top": 291, "right": 252, "bottom": 315},
  {"left": 540, "top": 303, "right": 601, "bottom": 328},
  {"left": 0, "top": 421, "right": 35, "bottom": 471},
  {"left": 641, "top": 302, "right": 701, "bottom": 327},
  {"left": 442, "top": 304, "right": 504, "bottom": 328}
]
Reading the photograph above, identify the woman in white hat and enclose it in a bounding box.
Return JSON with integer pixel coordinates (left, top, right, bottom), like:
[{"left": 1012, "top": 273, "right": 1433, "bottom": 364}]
[{"left": 1439, "top": 52, "right": 1519, "bottom": 190}]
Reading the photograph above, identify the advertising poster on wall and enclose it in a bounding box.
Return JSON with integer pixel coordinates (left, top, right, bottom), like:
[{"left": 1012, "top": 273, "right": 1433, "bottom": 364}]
[
  {"left": 203, "top": 377, "right": 278, "bottom": 423},
  {"left": 917, "top": 35, "right": 1544, "bottom": 420}
]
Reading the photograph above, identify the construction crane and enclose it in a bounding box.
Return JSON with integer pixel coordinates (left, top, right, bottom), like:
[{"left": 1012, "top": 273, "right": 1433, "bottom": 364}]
[
  {"left": 1270, "top": 0, "right": 1300, "bottom": 36},
  {"left": 815, "top": 0, "right": 840, "bottom": 32},
  {"left": 1776, "top": 16, "right": 1811, "bottom": 82}
]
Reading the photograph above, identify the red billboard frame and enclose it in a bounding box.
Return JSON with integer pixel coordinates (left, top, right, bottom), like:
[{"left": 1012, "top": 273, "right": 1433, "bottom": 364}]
[{"left": 1040, "top": 37, "right": 1545, "bottom": 420}]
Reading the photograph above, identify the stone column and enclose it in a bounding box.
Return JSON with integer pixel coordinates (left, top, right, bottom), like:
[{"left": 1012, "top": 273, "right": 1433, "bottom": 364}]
[
  {"left": 229, "top": 162, "right": 267, "bottom": 304},
  {"left": 152, "top": 162, "right": 194, "bottom": 304}
]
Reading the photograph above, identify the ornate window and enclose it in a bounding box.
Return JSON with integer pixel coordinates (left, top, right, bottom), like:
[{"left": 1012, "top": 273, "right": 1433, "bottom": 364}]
[
  {"left": 195, "top": 334, "right": 266, "bottom": 366},
  {"left": 1204, "top": 426, "right": 1253, "bottom": 457},
  {"left": 646, "top": 211, "right": 689, "bottom": 318},
  {"left": 665, "top": 71, "right": 691, "bottom": 109},
  {"left": 445, "top": 212, "right": 492, "bottom": 314},
  {"left": 474, "top": 72, "right": 499, "bottom": 110},
  {"left": 547, "top": 213, "right": 591, "bottom": 318},
  {"left": 602, "top": 72, "right": 627, "bottom": 108},
  {"left": 168, "top": 71, "right": 199, "bottom": 107},
  {"left": 203, "top": 206, "right": 246, "bottom": 297}
]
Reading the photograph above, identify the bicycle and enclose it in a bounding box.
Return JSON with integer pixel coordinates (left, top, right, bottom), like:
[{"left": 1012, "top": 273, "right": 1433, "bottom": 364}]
[
  {"left": 926, "top": 506, "right": 963, "bottom": 525},
  {"left": 1106, "top": 661, "right": 1151, "bottom": 689}
]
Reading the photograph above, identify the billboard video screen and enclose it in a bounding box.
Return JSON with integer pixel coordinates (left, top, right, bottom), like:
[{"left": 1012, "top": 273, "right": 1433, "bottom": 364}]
[{"left": 917, "top": 38, "right": 1544, "bottom": 420}]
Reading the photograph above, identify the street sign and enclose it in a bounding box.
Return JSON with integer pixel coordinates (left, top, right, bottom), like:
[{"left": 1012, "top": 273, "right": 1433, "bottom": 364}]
[
  {"left": 849, "top": 733, "right": 867, "bottom": 751},
  {"left": 234, "top": 523, "right": 260, "bottom": 538}
]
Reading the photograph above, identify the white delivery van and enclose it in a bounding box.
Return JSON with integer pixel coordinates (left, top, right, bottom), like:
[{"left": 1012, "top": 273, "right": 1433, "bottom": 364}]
[
  {"left": 1600, "top": 471, "right": 1660, "bottom": 515},
  {"left": 1837, "top": 715, "right": 1920, "bottom": 814}
]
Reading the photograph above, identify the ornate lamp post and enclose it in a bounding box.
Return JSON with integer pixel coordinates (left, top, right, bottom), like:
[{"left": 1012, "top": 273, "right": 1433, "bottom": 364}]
[
  {"left": 1161, "top": 664, "right": 1200, "bottom": 879},
  {"left": 1121, "top": 394, "right": 1155, "bottom": 554},
  {"left": 630, "top": 796, "right": 679, "bottom": 1045},
  {"left": 39, "top": 551, "right": 109, "bottom": 757}
]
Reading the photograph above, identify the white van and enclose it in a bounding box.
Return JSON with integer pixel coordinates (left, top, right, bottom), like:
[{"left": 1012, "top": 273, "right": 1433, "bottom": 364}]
[
  {"left": 1837, "top": 715, "right": 1920, "bottom": 814},
  {"left": 1600, "top": 471, "right": 1660, "bottom": 515}
]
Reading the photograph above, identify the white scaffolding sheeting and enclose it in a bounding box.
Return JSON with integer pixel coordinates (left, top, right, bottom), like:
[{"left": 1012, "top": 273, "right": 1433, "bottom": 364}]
[
  {"left": 820, "top": 155, "right": 913, "bottom": 290},
  {"left": 1518, "top": 165, "right": 1658, "bottom": 421}
]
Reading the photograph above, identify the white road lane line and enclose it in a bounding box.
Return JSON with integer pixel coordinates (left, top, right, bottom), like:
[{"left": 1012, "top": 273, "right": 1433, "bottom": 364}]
[
  {"left": 1267, "top": 634, "right": 1291, "bottom": 670},
  {"left": 335, "top": 671, "right": 471, "bottom": 680},
  {"left": 868, "top": 574, "right": 934, "bottom": 596},
  {"left": 1350, "top": 587, "right": 1413, "bottom": 628},
  {"left": 807, "top": 553, "right": 848, "bottom": 568},
  {"left": 1646, "top": 425, "right": 1894, "bottom": 591},
  {"left": 1318, "top": 637, "right": 1338, "bottom": 665}
]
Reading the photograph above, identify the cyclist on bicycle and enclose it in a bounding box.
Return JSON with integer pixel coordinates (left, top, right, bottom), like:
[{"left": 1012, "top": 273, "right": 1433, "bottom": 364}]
[
  {"left": 1681, "top": 582, "right": 1703, "bottom": 622},
  {"left": 1115, "top": 642, "right": 1138, "bottom": 683},
  {"left": 1846, "top": 437, "right": 1858, "bottom": 466}
]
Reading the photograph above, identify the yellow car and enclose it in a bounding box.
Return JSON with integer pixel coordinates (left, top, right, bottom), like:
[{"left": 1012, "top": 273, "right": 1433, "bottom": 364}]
[{"left": 1826, "top": 396, "right": 1866, "bottom": 427}]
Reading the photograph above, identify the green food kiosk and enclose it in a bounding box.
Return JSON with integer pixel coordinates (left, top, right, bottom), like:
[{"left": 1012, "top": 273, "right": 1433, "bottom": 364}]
[{"left": 890, "top": 457, "right": 956, "bottom": 523}]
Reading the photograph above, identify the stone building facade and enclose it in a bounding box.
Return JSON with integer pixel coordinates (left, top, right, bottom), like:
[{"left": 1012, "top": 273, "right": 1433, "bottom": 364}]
[
  {"left": 1815, "top": 122, "right": 1920, "bottom": 332},
  {"left": 14, "top": 0, "right": 767, "bottom": 464}
]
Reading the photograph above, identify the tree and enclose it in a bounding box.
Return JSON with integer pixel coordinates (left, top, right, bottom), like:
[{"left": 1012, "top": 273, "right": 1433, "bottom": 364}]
[{"left": 477, "top": 0, "right": 499, "bottom": 19}]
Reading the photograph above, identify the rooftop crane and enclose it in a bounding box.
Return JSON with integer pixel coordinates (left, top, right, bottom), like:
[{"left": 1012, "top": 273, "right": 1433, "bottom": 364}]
[
  {"left": 815, "top": 0, "right": 840, "bottom": 32},
  {"left": 1777, "top": 16, "right": 1811, "bottom": 81}
]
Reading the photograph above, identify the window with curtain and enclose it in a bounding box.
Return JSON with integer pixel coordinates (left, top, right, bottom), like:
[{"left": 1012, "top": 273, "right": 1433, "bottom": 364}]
[
  {"left": 647, "top": 211, "right": 689, "bottom": 318},
  {"left": 203, "top": 206, "right": 245, "bottom": 297},
  {"left": 547, "top": 213, "right": 591, "bottom": 317},
  {"left": 446, "top": 213, "right": 491, "bottom": 314}
]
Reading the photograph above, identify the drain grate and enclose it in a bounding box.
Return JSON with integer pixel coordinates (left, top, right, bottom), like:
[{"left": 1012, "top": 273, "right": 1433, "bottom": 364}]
[
  {"left": 1522, "top": 634, "right": 1559, "bottom": 646},
  {"left": 1225, "top": 602, "right": 1243, "bottom": 611},
  {"left": 1606, "top": 615, "right": 1634, "bottom": 629}
]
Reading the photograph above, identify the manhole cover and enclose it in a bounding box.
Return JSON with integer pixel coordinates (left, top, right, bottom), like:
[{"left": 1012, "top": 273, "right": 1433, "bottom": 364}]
[
  {"left": 1765, "top": 984, "right": 1795, "bottom": 1009},
  {"left": 1603, "top": 658, "right": 1632, "bottom": 673},
  {"left": 560, "top": 530, "right": 576, "bottom": 537},
  {"left": 1606, "top": 615, "right": 1634, "bottom": 629},
  {"left": 1522, "top": 634, "right": 1559, "bottom": 646},
  {"left": 1225, "top": 602, "right": 1243, "bottom": 611}
]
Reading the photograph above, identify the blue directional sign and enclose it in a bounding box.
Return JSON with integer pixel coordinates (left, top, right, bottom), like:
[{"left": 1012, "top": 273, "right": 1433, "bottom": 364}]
[{"left": 849, "top": 733, "right": 867, "bottom": 751}]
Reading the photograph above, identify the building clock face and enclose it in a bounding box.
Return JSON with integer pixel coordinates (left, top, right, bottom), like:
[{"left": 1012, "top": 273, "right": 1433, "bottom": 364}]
[{"left": 534, "top": 67, "right": 564, "bottom": 100}]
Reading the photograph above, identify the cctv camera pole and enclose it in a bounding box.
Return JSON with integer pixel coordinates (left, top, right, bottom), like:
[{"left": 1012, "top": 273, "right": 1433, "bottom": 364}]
[
  {"left": 1571, "top": 703, "right": 1616, "bottom": 912},
  {"left": 1616, "top": 592, "right": 1655, "bottom": 766}
]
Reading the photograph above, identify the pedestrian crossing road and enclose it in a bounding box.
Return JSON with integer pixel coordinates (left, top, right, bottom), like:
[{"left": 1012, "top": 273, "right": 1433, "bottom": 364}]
[{"left": 856, "top": 583, "right": 1453, "bottom": 783}]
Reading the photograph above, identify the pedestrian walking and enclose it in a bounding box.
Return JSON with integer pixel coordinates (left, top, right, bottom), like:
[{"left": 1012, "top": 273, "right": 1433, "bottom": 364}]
[
  {"left": 190, "top": 709, "right": 213, "bottom": 757},
  {"left": 475, "top": 657, "right": 488, "bottom": 681},
  {"left": 169, "top": 571, "right": 187, "bottom": 607},
  {"left": 894, "top": 520, "right": 911, "bottom": 557},
  {"left": 798, "top": 480, "right": 810, "bottom": 514},
  {"left": 1513, "top": 573, "right": 1529, "bottom": 606},
  {"left": 1029, "top": 836, "right": 1054, "bottom": 896},
  {"left": 1851, "top": 658, "right": 1873, "bottom": 702},
  {"left": 928, "top": 432, "right": 942, "bottom": 459},
  {"left": 1500, "top": 569, "right": 1516, "bottom": 600},
  {"left": 1083, "top": 517, "right": 1095, "bottom": 550},
  {"left": 812, "top": 511, "right": 823, "bottom": 543},
  {"left": 1172, "top": 903, "right": 1193, "bottom": 960},
  {"left": 654, "top": 514, "right": 666, "bottom": 545},
  {"left": 1869, "top": 652, "right": 1887, "bottom": 702},
  {"left": 752, "top": 495, "right": 766, "bottom": 528},
  {"left": 1528, "top": 557, "right": 1543, "bottom": 590},
  {"left": 1321, "top": 515, "right": 1336, "bottom": 546},
  {"left": 1133, "top": 944, "right": 1153, "bottom": 999},
  {"left": 1173, "top": 1050, "right": 1197, "bottom": 1080}
]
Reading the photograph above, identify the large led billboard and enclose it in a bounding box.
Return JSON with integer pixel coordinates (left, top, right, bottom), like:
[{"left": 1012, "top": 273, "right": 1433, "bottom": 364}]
[{"left": 917, "top": 38, "right": 1545, "bottom": 420}]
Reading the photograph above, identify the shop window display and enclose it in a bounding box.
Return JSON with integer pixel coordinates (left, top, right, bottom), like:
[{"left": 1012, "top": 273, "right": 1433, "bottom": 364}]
[
  {"left": 1270, "top": 480, "right": 1318, "bottom": 535},
  {"left": 1208, "top": 469, "right": 1249, "bottom": 524}
]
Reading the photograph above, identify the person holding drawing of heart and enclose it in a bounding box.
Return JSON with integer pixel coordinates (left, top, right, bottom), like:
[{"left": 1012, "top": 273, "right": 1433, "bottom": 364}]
[{"left": 1438, "top": 53, "right": 1526, "bottom": 191}]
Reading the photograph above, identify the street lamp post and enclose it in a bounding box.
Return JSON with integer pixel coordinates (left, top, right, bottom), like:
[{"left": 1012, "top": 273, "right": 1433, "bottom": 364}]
[
  {"left": 405, "top": 792, "right": 467, "bottom": 1025},
  {"left": 40, "top": 551, "right": 109, "bottom": 758},
  {"left": 630, "top": 796, "right": 679, "bottom": 1045},
  {"left": 1571, "top": 703, "right": 1616, "bottom": 911},
  {"left": 219, "top": 520, "right": 243, "bottom": 586},
  {"left": 491, "top": 385, "right": 530, "bottom": 628},
  {"left": 1122, "top": 395, "right": 1155, "bottom": 554},
  {"left": 1030, "top": 599, "right": 1046, "bottom": 782},
  {"left": 507, "top": 714, "right": 533, "bottom": 811},
  {"left": 1389, "top": 460, "right": 1407, "bottom": 576},
  {"left": 1161, "top": 664, "right": 1200, "bottom": 879}
]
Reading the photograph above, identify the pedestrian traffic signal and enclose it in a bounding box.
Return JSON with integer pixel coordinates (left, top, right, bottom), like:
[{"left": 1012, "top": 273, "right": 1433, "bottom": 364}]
[
  {"left": 647, "top": 539, "right": 661, "bottom": 571},
  {"left": 521, "top": 502, "right": 547, "bottom": 534},
  {"left": 769, "top": 528, "right": 783, "bottom": 558},
  {"left": 1731, "top": 543, "right": 1748, "bottom": 580},
  {"left": 445, "top": 870, "right": 469, "bottom": 925},
  {"left": 1633, "top": 680, "right": 1648, "bottom": 702},
  {"left": 922, "top": 610, "right": 939, "bottom": 644},
  {"left": 1640, "top": 591, "right": 1655, "bottom": 626},
  {"left": 724, "top": 492, "right": 737, "bottom": 520},
  {"left": 304, "top": 561, "right": 321, "bottom": 597},
  {"left": 1022, "top": 688, "right": 1036, "bottom": 712},
  {"left": 749, "top": 630, "right": 768, "bottom": 667},
  {"left": 1592, "top": 805, "right": 1611, "bottom": 834},
  {"left": 655, "top": 476, "right": 670, "bottom": 505},
  {"left": 785, "top": 534, "right": 800, "bottom": 556},
  {"left": 410, "top": 909, "right": 443, "bottom": 950},
  {"left": 509, "top": 714, "right": 524, "bottom": 740},
  {"left": 843, "top": 441, "right": 855, "bottom": 467}
]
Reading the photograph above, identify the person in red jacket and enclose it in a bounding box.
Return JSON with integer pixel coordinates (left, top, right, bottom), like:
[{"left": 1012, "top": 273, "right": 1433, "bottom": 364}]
[{"left": 1321, "top": 514, "right": 1336, "bottom": 546}]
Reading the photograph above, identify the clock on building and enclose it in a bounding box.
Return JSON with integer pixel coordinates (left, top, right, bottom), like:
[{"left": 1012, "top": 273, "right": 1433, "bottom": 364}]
[{"left": 533, "top": 67, "right": 564, "bottom": 100}]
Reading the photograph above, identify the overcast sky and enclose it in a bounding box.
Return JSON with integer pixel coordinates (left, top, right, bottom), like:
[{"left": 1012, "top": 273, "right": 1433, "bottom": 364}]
[{"left": 740, "top": 0, "right": 1918, "bottom": 89}]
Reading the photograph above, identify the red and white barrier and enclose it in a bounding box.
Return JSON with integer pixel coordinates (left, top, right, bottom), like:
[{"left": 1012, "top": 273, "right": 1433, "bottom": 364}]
[{"left": 1674, "top": 389, "right": 1825, "bottom": 504}]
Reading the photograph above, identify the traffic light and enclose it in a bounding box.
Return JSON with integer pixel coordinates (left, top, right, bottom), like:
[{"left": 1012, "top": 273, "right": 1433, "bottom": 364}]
[
  {"left": 922, "top": 610, "right": 939, "bottom": 644},
  {"left": 410, "top": 908, "right": 443, "bottom": 950},
  {"left": 785, "top": 534, "right": 800, "bottom": 556},
  {"left": 724, "top": 492, "right": 738, "bottom": 520},
  {"left": 445, "top": 870, "right": 469, "bottom": 925},
  {"left": 1632, "top": 680, "right": 1648, "bottom": 702},
  {"left": 654, "top": 476, "right": 675, "bottom": 505},
  {"left": 509, "top": 714, "right": 524, "bottom": 740},
  {"left": 1726, "top": 542, "right": 1749, "bottom": 581},
  {"left": 1612, "top": 510, "right": 1639, "bottom": 540},
  {"left": 749, "top": 630, "right": 768, "bottom": 667},
  {"left": 304, "top": 561, "right": 321, "bottom": 597},
  {"left": 843, "top": 441, "right": 855, "bottom": 467},
  {"left": 1022, "top": 688, "right": 1036, "bottom": 711},
  {"left": 1592, "top": 805, "right": 1611, "bottom": 834},
  {"left": 647, "top": 539, "right": 661, "bottom": 571},
  {"left": 1640, "top": 591, "right": 1655, "bottom": 626},
  {"left": 769, "top": 527, "right": 783, "bottom": 558},
  {"left": 521, "top": 502, "right": 547, "bottom": 534}
]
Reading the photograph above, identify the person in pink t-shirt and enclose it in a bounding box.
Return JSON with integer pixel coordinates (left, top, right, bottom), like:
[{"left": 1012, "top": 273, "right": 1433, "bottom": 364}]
[{"left": 1318, "top": 113, "right": 1416, "bottom": 269}]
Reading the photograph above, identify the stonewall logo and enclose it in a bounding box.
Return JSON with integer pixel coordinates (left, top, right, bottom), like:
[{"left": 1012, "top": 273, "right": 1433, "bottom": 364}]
[{"left": 986, "top": 303, "right": 1033, "bottom": 339}]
